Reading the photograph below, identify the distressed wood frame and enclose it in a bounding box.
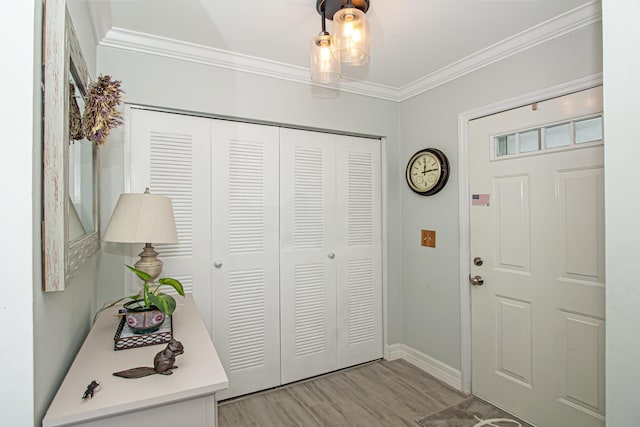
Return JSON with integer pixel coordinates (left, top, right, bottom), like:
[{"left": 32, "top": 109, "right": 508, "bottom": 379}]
[{"left": 43, "top": 0, "right": 99, "bottom": 291}]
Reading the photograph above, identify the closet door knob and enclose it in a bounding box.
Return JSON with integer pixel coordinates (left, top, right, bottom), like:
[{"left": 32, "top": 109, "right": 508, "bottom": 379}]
[
  {"left": 328, "top": 252, "right": 335, "bottom": 259},
  {"left": 213, "top": 260, "right": 223, "bottom": 268}
]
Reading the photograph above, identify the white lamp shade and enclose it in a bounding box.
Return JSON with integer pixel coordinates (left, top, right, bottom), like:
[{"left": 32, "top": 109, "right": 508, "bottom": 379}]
[
  {"left": 310, "top": 33, "right": 341, "bottom": 83},
  {"left": 332, "top": 7, "right": 370, "bottom": 66},
  {"left": 103, "top": 192, "right": 178, "bottom": 244}
]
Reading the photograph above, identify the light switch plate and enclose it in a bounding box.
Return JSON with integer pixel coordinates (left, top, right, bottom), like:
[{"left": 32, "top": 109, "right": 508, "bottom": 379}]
[{"left": 421, "top": 229, "right": 436, "bottom": 248}]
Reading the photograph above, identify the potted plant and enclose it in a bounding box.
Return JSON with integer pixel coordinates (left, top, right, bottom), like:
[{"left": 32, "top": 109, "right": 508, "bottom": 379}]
[{"left": 95, "top": 265, "right": 185, "bottom": 334}]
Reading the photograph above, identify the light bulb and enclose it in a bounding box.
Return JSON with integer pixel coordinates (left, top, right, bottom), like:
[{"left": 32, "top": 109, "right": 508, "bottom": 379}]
[{"left": 320, "top": 44, "right": 332, "bottom": 61}]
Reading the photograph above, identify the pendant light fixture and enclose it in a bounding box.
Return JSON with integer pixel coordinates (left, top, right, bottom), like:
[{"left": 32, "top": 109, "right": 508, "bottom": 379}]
[
  {"left": 312, "top": 0, "right": 370, "bottom": 82},
  {"left": 310, "top": 2, "right": 341, "bottom": 83}
]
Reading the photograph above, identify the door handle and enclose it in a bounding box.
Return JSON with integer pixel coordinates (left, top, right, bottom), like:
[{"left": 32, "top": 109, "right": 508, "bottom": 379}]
[
  {"left": 469, "top": 275, "right": 484, "bottom": 286},
  {"left": 328, "top": 252, "right": 335, "bottom": 259},
  {"left": 213, "top": 260, "right": 223, "bottom": 268}
]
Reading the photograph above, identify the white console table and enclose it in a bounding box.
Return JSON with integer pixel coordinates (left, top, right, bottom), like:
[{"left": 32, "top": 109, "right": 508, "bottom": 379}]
[{"left": 43, "top": 294, "right": 228, "bottom": 427}]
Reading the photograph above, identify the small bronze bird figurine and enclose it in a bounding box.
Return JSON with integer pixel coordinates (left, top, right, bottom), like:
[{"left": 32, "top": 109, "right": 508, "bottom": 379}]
[{"left": 113, "top": 339, "right": 185, "bottom": 379}]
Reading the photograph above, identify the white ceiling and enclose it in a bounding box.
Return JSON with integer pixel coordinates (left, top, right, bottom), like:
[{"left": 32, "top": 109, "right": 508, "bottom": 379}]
[{"left": 92, "top": 0, "right": 599, "bottom": 98}]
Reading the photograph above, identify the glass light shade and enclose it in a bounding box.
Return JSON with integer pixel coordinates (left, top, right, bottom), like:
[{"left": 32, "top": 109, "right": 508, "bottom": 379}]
[
  {"left": 310, "top": 33, "right": 341, "bottom": 83},
  {"left": 332, "top": 7, "right": 370, "bottom": 66}
]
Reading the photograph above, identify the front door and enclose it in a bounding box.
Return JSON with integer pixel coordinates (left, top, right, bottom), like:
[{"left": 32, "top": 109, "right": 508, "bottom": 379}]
[{"left": 469, "top": 87, "right": 605, "bottom": 426}]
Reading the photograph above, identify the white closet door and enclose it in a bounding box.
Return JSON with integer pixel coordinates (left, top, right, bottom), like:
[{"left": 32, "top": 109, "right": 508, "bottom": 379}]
[
  {"left": 128, "top": 108, "right": 212, "bottom": 330},
  {"left": 279, "top": 128, "right": 338, "bottom": 384},
  {"left": 335, "top": 136, "right": 383, "bottom": 367},
  {"left": 211, "top": 120, "right": 280, "bottom": 399}
]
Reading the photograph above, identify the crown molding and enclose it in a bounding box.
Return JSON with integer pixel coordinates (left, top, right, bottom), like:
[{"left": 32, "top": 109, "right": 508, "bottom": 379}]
[
  {"left": 99, "top": 28, "right": 402, "bottom": 101},
  {"left": 98, "top": 0, "right": 601, "bottom": 102},
  {"left": 397, "top": 0, "right": 602, "bottom": 101}
]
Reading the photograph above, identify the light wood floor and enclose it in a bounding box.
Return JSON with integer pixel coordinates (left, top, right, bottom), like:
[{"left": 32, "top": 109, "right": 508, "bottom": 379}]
[{"left": 218, "top": 359, "right": 468, "bottom": 427}]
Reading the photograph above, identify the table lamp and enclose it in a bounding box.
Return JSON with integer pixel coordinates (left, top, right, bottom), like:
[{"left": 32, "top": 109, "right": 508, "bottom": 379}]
[{"left": 103, "top": 188, "right": 178, "bottom": 281}]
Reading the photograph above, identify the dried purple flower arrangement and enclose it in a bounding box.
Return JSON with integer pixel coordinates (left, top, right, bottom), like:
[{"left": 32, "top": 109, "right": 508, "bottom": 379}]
[{"left": 82, "top": 75, "right": 124, "bottom": 146}]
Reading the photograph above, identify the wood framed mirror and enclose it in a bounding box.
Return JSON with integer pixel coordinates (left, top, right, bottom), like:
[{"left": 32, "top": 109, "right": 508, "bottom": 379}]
[{"left": 43, "top": 1, "right": 99, "bottom": 291}]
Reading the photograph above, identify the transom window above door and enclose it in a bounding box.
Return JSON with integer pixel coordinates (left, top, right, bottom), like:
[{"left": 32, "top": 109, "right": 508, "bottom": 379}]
[{"left": 492, "top": 114, "right": 603, "bottom": 160}]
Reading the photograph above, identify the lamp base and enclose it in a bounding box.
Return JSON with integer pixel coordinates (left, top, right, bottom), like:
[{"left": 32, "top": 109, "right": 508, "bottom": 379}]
[
  {"left": 134, "top": 243, "right": 163, "bottom": 282},
  {"left": 316, "top": 0, "right": 369, "bottom": 19}
]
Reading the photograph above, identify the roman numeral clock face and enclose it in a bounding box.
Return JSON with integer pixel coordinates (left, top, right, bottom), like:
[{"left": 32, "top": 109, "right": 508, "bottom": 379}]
[{"left": 405, "top": 148, "right": 450, "bottom": 196}]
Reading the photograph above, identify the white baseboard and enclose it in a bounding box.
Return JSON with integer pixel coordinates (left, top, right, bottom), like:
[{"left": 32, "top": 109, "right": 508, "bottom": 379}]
[
  {"left": 384, "top": 344, "right": 463, "bottom": 391},
  {"left": 384, "top": 343, "right": 403, "bottom": 360}
]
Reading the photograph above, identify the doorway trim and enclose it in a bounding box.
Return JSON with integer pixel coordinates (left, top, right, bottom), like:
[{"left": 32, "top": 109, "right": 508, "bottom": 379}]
[{"left": 456, "top": 73, "right": 603, "bottom": 393}]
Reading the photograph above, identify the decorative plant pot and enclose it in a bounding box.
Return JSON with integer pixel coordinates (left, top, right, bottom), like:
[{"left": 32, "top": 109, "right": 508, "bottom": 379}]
[{"left": 123, "top": 301, "right": 166, "bottom": 334}]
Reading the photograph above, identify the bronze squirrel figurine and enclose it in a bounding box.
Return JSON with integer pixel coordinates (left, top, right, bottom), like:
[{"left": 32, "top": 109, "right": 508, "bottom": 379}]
[{"left": 113, "top": 339, "right": 184, "bottom": 379}]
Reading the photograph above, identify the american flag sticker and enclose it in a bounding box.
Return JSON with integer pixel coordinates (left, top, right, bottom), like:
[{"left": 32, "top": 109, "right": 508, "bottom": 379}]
[{"left": 472, "top": 194, "right": 490, "bottom": 206}]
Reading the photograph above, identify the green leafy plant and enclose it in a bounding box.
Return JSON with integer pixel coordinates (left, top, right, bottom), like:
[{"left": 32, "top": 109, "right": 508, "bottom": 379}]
[{"left": 94, "top": 265, "right": 185, "bottom": 323}]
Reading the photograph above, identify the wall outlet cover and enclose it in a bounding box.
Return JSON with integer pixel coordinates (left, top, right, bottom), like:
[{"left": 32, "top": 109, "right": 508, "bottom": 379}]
[{"left": 421, "top": 229, "right": 436, "bottom": 248}]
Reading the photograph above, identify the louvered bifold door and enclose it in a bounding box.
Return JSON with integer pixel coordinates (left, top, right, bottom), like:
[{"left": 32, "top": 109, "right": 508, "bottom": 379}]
[
  {"left": 210, "top": 120, "right": 280, "bottom": 399},
  {"left": 335, "top": 136, "right": 383, "bottom": 368},
  {"left": 279, "top": 128, "right": 338, "bottom": 384},
  {"left": 128, "top": 108, "right": 212, "bottom": 329}
]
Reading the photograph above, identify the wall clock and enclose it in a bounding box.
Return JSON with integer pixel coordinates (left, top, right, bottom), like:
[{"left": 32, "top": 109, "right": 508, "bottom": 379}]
[{"left": 405, "top": 148, "right": 450, "bottom": 196}]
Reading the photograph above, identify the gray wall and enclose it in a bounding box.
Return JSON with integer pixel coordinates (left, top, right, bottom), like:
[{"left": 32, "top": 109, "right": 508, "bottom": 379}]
[
  {"left": 399, "top": 23, "right": 603, "bottom": 370},
  {"left": 96, "top": 46, "right": 404, "bottom": 345},
  {"left": 0, "top": 1, "right": 100, "bottom": 424},
  {"left": 603, "top": 0, "right": 640, "bottom": 424},
  {"left": 33, "top": 1, "right": 101, "bottom": 425}
]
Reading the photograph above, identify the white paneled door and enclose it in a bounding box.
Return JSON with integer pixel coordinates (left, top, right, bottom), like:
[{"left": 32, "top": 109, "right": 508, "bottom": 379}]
[
  {"left": 280, "top": 129, "right": 338, "bottom": 383},
  {"left": 210, "top": 120, "right": 281, "bottom": 400},
  {"left": 128, "top": 109, "right": 212, "bottom": 328},
  {"left": 469, "top": 87, "right": 605, "bottom": 426},
  {"left": 334, "top": 136, "right": 383, "bottom": 369}
]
